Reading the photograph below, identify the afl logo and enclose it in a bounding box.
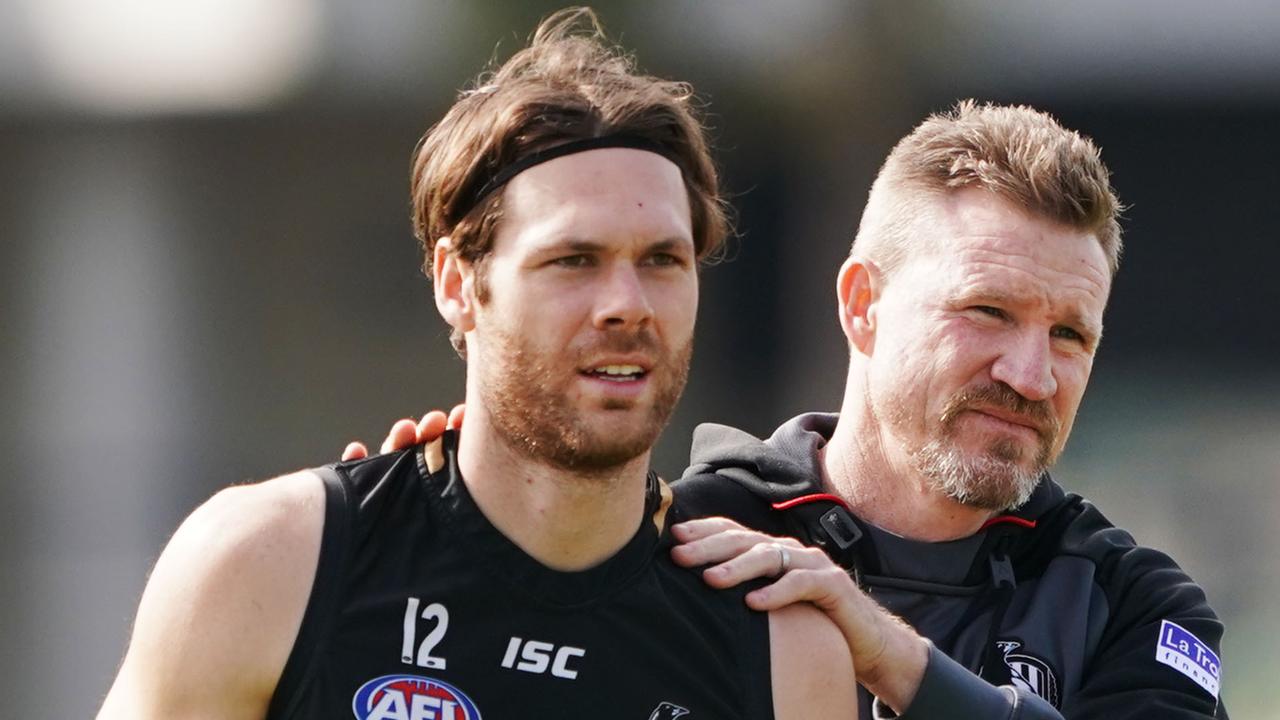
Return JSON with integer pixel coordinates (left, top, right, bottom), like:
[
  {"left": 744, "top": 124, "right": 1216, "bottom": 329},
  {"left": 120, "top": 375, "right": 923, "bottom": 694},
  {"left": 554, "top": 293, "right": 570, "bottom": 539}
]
[{"left": 351, "top": 674, "right": 482, "bottom": 720}]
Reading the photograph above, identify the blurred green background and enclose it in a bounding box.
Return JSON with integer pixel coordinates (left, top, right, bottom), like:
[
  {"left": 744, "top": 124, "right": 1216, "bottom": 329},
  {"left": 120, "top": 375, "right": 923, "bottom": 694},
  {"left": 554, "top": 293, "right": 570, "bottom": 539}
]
[{"left": 1, "top": 1, "right": 1276, "bottom": 716}]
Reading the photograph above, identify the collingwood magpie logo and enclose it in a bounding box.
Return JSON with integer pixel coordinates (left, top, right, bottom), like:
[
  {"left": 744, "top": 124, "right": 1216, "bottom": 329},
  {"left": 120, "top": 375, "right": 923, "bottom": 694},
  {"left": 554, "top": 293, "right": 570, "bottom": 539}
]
[
  {"left": 647, "top": 701, "right": 690, "bottom": 720},
  {"left": 997, "top": 640, "right": 1060, "bottom": 708}
]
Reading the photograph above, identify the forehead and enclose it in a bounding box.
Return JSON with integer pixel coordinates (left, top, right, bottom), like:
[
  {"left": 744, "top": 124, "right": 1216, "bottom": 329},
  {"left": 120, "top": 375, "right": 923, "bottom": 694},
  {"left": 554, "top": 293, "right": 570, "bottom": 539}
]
[
  {"left": 908, "top": 189, "right": 1112, "bottom": 319},
  {"left": 494, "top": 148, "right": 693, "bottom": 253}
]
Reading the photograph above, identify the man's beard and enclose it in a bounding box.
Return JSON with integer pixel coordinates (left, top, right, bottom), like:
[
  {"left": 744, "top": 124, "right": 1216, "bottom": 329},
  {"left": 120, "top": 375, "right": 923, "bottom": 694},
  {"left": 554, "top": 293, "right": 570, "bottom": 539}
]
[
  {"left": 909, "top": 383, "right": 1061, "bottom": 511},
  {"left": 477, "top": 326, "right": 692, "bottom": 476}
]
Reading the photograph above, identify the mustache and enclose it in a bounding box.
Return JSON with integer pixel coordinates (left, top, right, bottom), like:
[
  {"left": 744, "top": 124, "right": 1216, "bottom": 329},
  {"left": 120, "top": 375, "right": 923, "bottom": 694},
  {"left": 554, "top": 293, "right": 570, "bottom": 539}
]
[
  {"left": 575, "top": 328, "right": 662, "bottom": 358},
  {"left": 940, "top": 383, "right": 1060, "bottom": 442}
]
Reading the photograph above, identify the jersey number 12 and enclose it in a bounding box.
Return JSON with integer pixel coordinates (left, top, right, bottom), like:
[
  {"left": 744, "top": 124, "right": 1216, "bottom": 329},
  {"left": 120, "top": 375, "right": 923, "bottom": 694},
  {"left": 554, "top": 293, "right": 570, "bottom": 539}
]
[{"left": 401, "top": 596, "right": 448, "bottom": 669}]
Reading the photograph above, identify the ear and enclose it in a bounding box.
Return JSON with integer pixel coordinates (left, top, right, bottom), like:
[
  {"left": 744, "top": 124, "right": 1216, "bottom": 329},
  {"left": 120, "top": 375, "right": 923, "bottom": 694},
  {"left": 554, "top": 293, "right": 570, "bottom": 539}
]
[
  {"left": 433, "top": 238, "right": 477, "bottom": 335},
  {"left": 836, "top": 255, "right": 880, "bottom": 354}
]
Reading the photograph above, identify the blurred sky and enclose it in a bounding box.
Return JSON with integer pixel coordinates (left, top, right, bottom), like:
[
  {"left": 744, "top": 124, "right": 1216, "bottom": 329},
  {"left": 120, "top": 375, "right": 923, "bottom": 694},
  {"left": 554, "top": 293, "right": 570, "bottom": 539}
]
[{"left": 1, "top": 2, "right": 1277, "bottom": 717}]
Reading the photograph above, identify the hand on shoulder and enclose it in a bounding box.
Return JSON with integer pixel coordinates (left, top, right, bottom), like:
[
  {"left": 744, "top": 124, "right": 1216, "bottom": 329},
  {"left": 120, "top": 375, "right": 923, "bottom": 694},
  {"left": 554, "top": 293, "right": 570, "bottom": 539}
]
[
  {"left": 671, "top": 516, "right": 931, "bottom": 713},
  {"left": 340, "top": 405, "right": 464, "bottom": 462}
]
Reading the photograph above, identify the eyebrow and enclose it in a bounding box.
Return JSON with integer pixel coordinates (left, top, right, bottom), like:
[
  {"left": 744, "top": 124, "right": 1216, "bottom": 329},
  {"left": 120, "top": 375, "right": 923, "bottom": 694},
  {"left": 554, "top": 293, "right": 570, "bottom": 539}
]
[
  {"left": 554, "top": 239, "right": 607, "bottom": 254},
  {"left": 646, "top": 238, "right": 693, "bottom": 254},
  {"left": 534, "top": 236, "right": 693, "bottom": 254}
]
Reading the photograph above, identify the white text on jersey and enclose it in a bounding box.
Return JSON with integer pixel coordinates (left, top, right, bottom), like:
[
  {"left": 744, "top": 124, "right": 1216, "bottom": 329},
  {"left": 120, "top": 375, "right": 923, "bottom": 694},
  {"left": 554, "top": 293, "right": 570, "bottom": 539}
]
[{"left": 500, "top": 637, "right": 585, "bottom": 679}]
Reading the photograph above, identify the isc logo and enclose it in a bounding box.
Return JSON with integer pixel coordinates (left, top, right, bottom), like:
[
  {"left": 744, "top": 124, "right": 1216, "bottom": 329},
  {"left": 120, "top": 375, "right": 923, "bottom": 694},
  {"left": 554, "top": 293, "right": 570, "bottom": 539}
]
[
  {"left": 499, "top": 637, "right": 586, "bottom": 679},
  {"left": 351, "top": 674, "right": 482, "bottom": 720}
]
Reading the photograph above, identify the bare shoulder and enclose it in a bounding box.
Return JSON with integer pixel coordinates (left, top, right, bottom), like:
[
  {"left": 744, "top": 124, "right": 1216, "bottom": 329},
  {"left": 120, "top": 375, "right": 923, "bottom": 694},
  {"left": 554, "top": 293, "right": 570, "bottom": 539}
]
[
  {"left": 98, "top": 471, "right": 328, "bottom": 720},
  {"left": 184, "top": 470, "right": 328, "bottom": 571},
  {"left": 768, "top": 604, "right": 858, "bottom": 720}
]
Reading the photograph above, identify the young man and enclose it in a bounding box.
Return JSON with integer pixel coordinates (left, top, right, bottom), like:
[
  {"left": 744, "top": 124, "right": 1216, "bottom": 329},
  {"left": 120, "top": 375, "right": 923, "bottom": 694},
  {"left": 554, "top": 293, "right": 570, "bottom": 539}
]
[
  {"left": 96, "top": 10, "right": 856, "bottom": 720},
  {"left": 372, "top": 102, "right": 1228, "bottom": 719}
]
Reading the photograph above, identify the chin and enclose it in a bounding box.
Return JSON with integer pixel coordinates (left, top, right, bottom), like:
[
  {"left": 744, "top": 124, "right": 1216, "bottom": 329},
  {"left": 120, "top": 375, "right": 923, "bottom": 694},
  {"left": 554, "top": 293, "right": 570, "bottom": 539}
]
[
  {"left": 913, "top": 440, "right": 1043, "bottom": 511},
  {"left": 552, "top": 435, "right": 654, "bottom": 475}
]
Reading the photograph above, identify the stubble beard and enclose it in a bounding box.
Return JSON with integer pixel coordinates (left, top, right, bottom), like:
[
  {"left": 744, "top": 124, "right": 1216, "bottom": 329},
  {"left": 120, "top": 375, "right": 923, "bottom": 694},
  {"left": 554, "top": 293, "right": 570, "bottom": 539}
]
[
  {"left": 904, "top": 383, "right": 1061, "bottom": 511},
  {"left": 478, "top": 325, "right": 692, "bottom": 477}
]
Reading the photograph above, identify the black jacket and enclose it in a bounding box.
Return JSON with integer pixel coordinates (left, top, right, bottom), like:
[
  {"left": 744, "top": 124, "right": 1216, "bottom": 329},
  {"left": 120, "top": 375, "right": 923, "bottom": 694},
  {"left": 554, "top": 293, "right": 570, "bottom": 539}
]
[{"left": 674, "top": 413, "right": 1228, "bottom": 720}]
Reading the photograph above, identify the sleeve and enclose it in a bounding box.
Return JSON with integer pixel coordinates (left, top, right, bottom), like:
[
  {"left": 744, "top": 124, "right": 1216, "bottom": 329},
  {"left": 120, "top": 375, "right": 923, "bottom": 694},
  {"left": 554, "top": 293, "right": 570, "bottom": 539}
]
[
  {"left": 872, "top": 644, "right": 1060, "bottom": 720},
  {"left": 1064, "top": 534, "right": 1228, "bottom": 719}
]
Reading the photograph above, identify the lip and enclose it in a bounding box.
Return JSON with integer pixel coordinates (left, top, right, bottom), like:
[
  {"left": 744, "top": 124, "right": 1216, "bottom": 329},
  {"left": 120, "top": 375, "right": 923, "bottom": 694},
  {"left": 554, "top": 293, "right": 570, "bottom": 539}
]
[
  {"left": 576, "top": 368, "right": 652, "bottom": 400},
  {"left": 578, "top": 354, "right": 655, "bottom": 374},
  {"left": 966, "top": 407, "right": 1044, "bottom": 439}
]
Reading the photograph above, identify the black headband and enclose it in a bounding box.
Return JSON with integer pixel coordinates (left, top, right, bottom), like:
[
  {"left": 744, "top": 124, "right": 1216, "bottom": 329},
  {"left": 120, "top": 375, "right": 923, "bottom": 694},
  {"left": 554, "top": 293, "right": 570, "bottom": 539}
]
[{"left": 459, "top": 135, "right": 684, "bottom": 220}]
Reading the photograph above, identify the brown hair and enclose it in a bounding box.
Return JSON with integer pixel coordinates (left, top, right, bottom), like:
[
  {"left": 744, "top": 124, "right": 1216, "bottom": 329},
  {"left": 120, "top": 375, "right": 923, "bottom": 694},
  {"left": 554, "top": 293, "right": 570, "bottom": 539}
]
[
  {"left": 410, "top": 7, "right": 727, "bottom": 326},
  {"left": 855, "top": 100, "right": 1124, "bottom": 277}
]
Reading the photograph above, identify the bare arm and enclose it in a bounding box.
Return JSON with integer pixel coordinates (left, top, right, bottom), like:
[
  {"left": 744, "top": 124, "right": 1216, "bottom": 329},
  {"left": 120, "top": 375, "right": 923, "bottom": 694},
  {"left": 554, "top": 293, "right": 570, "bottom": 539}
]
[
  {"left": 675, "top": 517, "right": 930, "bottom": 714},
  {"left": 769, "top": 603, "right": 859, "bottom": 719},
  {"left": 97, "top": 471, "right": 326, "bottom": 720}
]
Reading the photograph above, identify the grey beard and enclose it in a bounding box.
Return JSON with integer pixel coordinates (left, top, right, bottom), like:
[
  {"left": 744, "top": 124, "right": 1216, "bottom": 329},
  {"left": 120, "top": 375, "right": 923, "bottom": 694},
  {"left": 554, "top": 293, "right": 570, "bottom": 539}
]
[{"left": 911, "top": 437, "right": 1041, "bottom": 511}]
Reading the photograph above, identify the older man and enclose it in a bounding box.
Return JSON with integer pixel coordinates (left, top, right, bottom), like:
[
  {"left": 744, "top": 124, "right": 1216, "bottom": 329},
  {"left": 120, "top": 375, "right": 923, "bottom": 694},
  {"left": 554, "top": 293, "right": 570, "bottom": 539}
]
[
  {"left": 670, "top": 101, "right": 1226, "bottom": 719},
  {"left": 369, "top": 101, "right": 1227, "bottom": 719}
]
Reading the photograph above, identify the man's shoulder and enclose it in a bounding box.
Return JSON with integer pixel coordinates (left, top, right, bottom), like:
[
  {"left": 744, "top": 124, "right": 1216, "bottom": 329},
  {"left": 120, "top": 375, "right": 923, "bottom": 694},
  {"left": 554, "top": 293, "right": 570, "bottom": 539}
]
[
  {"left": 185, "top": 471, "right": 329, "bottom": 570},
  {"left": 155, "top": 469, "right": 329, "bottom": 647},
  {"left": 97, "top": 471, "right": 329, "bottom": 718},
  {"left": 1039, "top": 495, "right": 1228, "bottom": 715},
  {"left": 1019, "top": 490, "right": 1209, "bottom": 604},
  {"left": 1054, "top": 495, "right": 1219, "bottom": 610},
  {"left": 675, "top": 415, "right": 832, "bottom": 529},
  {"left": 671, "top": 471, "right": 785, "bottom": 533},
  {"left": 1049, "top": 493, "right": 1178, "bottom": 573},
  {"left": 1046, "top": 492, "right": 1225, "bottom": 671}
]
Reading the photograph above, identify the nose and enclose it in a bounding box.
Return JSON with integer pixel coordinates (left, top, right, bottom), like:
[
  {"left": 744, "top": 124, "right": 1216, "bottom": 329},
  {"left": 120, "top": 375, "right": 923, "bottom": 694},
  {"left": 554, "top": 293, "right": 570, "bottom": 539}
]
[
  {"left": 990, "top": 328, "right": 1057, "bottom": 402},
  {"left": 593, "top": 262, "right": 654, "bottom": 330}
]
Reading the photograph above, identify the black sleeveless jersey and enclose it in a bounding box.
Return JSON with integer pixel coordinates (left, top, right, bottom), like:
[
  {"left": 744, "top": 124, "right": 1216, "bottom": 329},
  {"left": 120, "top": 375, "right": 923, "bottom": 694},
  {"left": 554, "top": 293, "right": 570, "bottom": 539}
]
[{"left": 266, "top": 432, "right": 774, "bottom": 720}]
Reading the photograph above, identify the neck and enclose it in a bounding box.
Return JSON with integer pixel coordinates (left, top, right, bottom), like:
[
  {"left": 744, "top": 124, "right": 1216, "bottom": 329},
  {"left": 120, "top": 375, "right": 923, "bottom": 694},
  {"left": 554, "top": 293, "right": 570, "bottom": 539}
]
[
  {"left": 822, "top": 378, "right": 995, "bottom": 542},
  {"left": 456, "top": 404, "right": 651, "bottom": 572}
]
